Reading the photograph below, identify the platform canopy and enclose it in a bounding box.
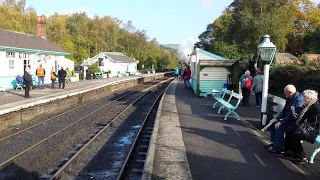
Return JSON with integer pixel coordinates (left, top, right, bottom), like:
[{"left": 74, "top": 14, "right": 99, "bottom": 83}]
[{"left": 191, "top": 48, "right": 238, "bottom": 67}]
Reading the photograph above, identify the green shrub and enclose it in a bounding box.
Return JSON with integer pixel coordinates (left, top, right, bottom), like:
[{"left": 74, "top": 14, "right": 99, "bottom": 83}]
[
  {"left": 103, "top": 70, "right": 111, "bottom": 74},
  {"left": 87, "top": 64, "right": 101, "bottom": 73},
  {"left": 269, "top": 64, "right": 320, "bottom": 95},
  {"left": 301, "top": 55, "right": 309, "bottom": 65}
]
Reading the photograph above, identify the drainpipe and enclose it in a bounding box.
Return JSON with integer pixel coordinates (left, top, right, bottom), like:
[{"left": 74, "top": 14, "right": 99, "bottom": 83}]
[
  {"left": 32, "top": 51, "right": 40, "bottom": 83},
  {"left": 34, "top": 51, "right": 40, "bottom": 68}
]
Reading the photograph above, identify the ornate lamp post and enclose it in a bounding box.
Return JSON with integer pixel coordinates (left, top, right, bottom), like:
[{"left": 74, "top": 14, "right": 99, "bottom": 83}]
[{"left": 258, "top": 35, "right": 276, "bottom": 127}]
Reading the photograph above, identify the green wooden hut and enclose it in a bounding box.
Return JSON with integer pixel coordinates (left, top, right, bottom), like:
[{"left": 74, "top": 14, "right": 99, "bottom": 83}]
[{"left": 189, "top": 48, "right": 239, "bottom": 97}]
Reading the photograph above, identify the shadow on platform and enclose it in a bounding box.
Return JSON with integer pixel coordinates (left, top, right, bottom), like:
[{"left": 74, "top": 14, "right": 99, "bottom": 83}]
[{"left": 174, "top": 80, "right": 320, "bottom": 179}]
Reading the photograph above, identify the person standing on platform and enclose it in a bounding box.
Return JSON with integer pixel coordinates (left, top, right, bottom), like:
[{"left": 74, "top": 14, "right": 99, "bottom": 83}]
[
  {"left": 251, "top": 69, "right": 264, "bottom": 107},
  {"left": 174, "top": 67, "right": 179, "bottom": 79},
  {"left": 58, "top": 67, "right": 67, "bottom": 89},
  {"left": 239, "top": 70, "right": 253, "bottom": 106},
  {"left": 183, "top": 65, "right": 191, "bottom": 88},
  {"left": 50, "top": 67, "right": 57, "bottom": 89},
  {"left": 23, "top": 67, "right": 32, "bottom": 98},
  {"left": 28, "top": 65, "right": 34, "bottom": 89},
  {"left": 36, "top": 64, "right": 45, "bottom": 89}
]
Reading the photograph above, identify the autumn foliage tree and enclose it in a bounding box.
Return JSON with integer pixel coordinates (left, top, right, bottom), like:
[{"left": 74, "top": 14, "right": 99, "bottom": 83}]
[
  {"left": 0, "top": 0, "right": 180, "bottom": 68},
  {"left": 195, "top": 0, "right": 320, "bottom": 58}
]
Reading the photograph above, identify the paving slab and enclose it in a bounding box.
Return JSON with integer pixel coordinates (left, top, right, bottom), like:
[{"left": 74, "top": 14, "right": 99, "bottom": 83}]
[
  {"left": 174, "top": 81, "right": 319, "bottom": 180},
  {"left": 151, "top": 80, "right": 193, "bottom": 180},
  {"left": 236, "top": 95, "right": 320, "bottom": 176}
]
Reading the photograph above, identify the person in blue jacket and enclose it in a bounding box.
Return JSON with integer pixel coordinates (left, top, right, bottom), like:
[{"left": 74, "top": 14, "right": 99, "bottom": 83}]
[
  {"left": 174, "top": 67, "right": 179, "bottom": 78},
  {"left": 265, "top": 84, "right": 305, "bottom": 154},
  {"left": 15, "top": 74, "right": 24, "bottom": 84}
]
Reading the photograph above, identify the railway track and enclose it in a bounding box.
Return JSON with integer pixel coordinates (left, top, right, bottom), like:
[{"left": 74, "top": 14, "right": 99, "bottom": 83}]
[
  {"left": 0, "top": 78, "right": 172, "bottom": 180},
  {"left": 48, "top": 78, "right": 173, "bottom": 180},
  {"left": 116, "top": 81, "right": 167, "bottom": 180},
  {"left": 68, "top": 79, "right": 173, "bottom": 180},
  {"left": 0, "top": 80, "right": 159, "bottom": 142}
]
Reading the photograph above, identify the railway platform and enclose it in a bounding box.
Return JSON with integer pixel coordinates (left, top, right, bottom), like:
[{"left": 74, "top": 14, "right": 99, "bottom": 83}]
[
  {"left": 0, "top": 73, "right": 167, "bottom": 109},
  {"left": 144, "top": 80, "right": 320, "bottom": 180}
]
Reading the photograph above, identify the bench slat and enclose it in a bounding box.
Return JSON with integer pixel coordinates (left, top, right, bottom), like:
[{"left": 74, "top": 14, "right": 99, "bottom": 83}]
[
  {"left": 309, "top": 135, "right": 320, "bottom": 164},
  {"left": 213, "top": 88, "right": 243, "bottom": 121}
]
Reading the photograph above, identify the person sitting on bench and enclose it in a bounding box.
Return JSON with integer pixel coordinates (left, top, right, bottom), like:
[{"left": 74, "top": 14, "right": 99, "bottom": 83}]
[
  {"left": 16, "top": 74, "right": 24, "bottom": 84},
  {"left": 282, "top": 90, "right": 320, "bottom": 164},
  {"left": 265, "top": 84, "right": 304, "bottom": 154}
]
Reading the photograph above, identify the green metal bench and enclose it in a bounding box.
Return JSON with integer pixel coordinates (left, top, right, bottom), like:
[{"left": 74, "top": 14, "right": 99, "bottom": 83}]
[
  {"left": 212, "top": 88, "right": 243, "bottom": 120},
  {"left": 94, "top": 72, "right": 104, "bottom": 79},
  {"left": 13, "top": 80, "right": 25, "bottom": 90},
  {"left": 212, "top": 88, "right": 230, "bottom": 106},
  {"left": 309, "top": 135, "right": 320, "bottom": 164}
]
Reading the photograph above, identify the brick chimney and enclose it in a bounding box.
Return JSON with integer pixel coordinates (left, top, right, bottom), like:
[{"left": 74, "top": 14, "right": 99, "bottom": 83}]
[{"left": 36, "top": 16, "right": 47, "bottom": 39}]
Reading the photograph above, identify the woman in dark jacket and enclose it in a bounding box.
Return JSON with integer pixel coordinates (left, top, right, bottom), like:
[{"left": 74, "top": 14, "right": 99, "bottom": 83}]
[
  {"left": 23, "top": 67, "right": 32, "bottom": 98},
  {"left": 282, "top": 89, "right": 320, "bottom": 164}
]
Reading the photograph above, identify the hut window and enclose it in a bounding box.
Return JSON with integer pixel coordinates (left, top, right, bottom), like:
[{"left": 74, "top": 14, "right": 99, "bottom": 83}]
[{"left": 203, "top": 74, "right": 208, "bottom": 76}]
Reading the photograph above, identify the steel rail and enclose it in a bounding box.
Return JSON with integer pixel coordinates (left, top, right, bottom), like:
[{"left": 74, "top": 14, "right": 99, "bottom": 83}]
[
  {"left": 0, "top": 83, "right": 151, "bottom": 142},
  {"left": 116, "top": 78, "right": 174, "bottom": 180},
  {"left": 48, "top": 78, "right": 173, "bottom": 180},
  {"left": 0, "top": 80, "right": 165, "bottom": 169}
]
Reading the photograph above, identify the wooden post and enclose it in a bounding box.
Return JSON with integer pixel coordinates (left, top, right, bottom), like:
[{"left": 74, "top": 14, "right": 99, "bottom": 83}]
[{"left": 196, "top": 55, "right": 200, "bottom": 96}]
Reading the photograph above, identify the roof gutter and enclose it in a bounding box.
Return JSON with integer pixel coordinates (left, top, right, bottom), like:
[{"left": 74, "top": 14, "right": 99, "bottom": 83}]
[{"left": 0, "top": 45, "right": 70, "bottom": 56}]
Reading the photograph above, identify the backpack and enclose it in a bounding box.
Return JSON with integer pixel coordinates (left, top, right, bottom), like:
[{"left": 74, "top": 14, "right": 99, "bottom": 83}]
[
  {"left": 258, "top": 75, "right": 263, "bottom": 83},
  {"left": 245, "top": 77, "right": 252, "bottom": 89}
]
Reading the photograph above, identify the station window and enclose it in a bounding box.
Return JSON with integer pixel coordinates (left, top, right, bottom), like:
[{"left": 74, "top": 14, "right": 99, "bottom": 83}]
[
  {"left": 6, "top": 52, "right": 15, "bottom": 58},
  {"left": 9, "top": 60, "right": 14, "bottom": 69},
  {"left": 24, "top": 60, "right": 27, "bottom": 70},
  {"left": 24, "top": 60, "right": 32, "bottom": 70}
]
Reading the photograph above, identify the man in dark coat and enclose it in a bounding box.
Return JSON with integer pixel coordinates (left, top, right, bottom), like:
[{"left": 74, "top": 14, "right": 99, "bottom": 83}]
[
  {"left": 23, "top": 68, "right": 32, "bottom": 98},
  {"left": 265, "top": 84, "right": 305, "bottom": 154},
  {"left": 58, "top": 67, "right": 67, "bottom": 89}
]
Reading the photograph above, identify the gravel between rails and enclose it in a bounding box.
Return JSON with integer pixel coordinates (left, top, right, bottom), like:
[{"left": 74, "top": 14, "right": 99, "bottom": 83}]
[
  {"left": 0, "top": 81, "right": 157, "bottom": 140},
  {"left": 0, "top": 83, "right": 152, "bottom": 163},
  {"left": 72, "top": 81, "right": 170, "bottom": 180},
  {"left": 121, "top": 98, "right": 160, "bottom": 180},
  {"left": 0, "top": 80, "right": 168, "bottom": 179}
]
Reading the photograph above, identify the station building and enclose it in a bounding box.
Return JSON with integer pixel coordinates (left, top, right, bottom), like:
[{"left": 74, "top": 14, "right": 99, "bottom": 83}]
[{"left": 0, "top": 16, "right": 70, "bottom": 90}]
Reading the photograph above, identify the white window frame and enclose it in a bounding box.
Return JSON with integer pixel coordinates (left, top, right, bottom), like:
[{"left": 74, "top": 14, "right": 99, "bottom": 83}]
[
  {"left": 9, "top": 60, "right": 14, "bottom": 69},
  {"left": 6, "top": 52, "right": 15, "bottom": 58}
]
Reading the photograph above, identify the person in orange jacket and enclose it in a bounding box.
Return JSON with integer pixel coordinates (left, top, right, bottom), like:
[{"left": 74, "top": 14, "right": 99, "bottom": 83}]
[
  {"left": 50, "top": 67, "right": 57, "bottom": 88},
  {"left": 36, "top": 64, "right": 45, "bottom": 89}
]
